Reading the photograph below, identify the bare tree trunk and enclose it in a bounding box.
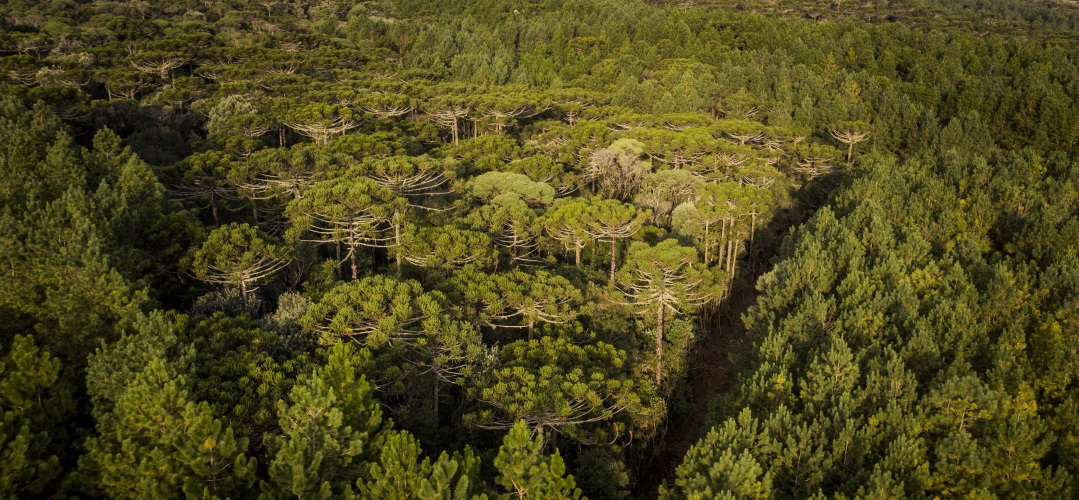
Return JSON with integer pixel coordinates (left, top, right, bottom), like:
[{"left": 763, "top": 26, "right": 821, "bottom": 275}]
[
  {"left": 510, "top": 231, "right": 518, "bottom": 263},
  {"left": 528, "top": 320, "right": 534, "bottom": 341},
  {"left": 655, "top": 303, "right": 664, "bottom": 386},
  {"left": 719, "top": 218, "right": 727, "bottom": 267},
  {"left": 240, "top": 280, "right": 248, "bottom": 305},
  {"left": 211, "top": 196, "right": 219, "bottom": 226},
  {"left": 349, "top": 229, "right": 358, "bottom": 279},
  {"left": 729, "top": 239, "right": 738, "bottom": 278},
  {"left": 750, "top": 212, "right": 756, "bottom": 257},
  {"left": 433, "top": 376, "right": 440, "bottom": 424},
  {"left": 610, "top": 238, "right": 617, "bottom": 282},
  {"left": 730, "top": 248, "right": 738, "bottom": 279},
  {"left": 574, "top": 243, "right": 582, "bottom": 266},
  {"left": 394, "top": 218, "right": 402, "bottom": 277},
  {"left": 704, "top": 220, "right": 711, "bottom": 265},
  {"left": 452, "top": 118, "right": 459, "bottom": 146}
]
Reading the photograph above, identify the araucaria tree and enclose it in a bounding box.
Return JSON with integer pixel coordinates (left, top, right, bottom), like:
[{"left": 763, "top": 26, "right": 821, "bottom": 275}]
[
  {"left": 829, "top": 121, "right": 870, "bottom": 164},
  {"left": 300, "top": 275, "right": 444, "bottom": 348},
  {"left": 585, "top": 198, "right": 650, "bottom": 281},
  {"left": 286, "top": 177, "right": 406, "bottom": 279},
  {"left": 616, "top": 239, "right": 722, "bottom": 385},
  {"left": 189, "top": 223, "right": 289, "bottom": 304}
]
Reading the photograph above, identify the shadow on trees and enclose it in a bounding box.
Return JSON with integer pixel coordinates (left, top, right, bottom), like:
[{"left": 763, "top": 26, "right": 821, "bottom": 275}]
[{"left": 628, "top": 170, "right": 847, "bottom": 499}]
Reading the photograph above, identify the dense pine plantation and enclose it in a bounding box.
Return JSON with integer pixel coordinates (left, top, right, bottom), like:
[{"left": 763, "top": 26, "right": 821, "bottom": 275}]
[{"left": 1, "top": 0, "right": 1078, "bottom": 498}]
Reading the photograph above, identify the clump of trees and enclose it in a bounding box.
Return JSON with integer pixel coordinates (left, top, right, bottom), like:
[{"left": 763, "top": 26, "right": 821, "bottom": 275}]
[{"left": 668, "top": 149, "right": 1079, "bottom": 498}]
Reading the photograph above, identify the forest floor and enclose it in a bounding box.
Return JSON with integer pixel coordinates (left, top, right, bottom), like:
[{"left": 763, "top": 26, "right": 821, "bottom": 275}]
[{"left": 633, "top": 272, "right": 760, "bottom": 498}]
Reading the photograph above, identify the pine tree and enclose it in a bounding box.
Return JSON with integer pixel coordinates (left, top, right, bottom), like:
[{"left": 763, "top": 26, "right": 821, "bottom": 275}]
[
  {"left": 261, "top": 343, "right": 388, "bottom": 499},
  {"left": 364, "top": 431, "right": 487, "bottom": 499},
  {"left": 494, "top": 421, "right": 582, "bottom": 499},
  {"left": 0, "top": 335, "right": 73, "bottom": 498},
  {"left": 83, "top": 326, "right": 255, "bottom": 498}
]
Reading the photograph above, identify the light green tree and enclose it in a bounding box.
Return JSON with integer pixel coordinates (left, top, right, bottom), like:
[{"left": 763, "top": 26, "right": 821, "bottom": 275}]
[
  {"left": 583, "top": 198, "right": 650, "bottom": 281},
  {"left": 300, "top": 276, "right": 443, "bottom": 348},
  {"left": 286, "top": 177, "right": 406, "bottom": 279},
  {"left": 616, "top": 239, "right": 722, "bottom": 385},
  {"left": 494, "top": 421, "right": 582, "bottom": 499},
  {"left": 189, "top": 223, "right": 290, "bottom": 304}
]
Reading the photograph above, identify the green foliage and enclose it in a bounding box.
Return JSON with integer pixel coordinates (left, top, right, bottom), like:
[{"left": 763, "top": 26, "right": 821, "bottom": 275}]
[
  {"left": 401, "top": 225, "right": 496, "bottom": 270},
  {"left": 4, "top": 0, "right": 1079, "bottom": 496},
  {"left": 541, "top": 198, "right": 594, "bottom": 266},
  {"left": 0, "top": 335, "right": 72, "bottom": 498},
  {"left": 364, "top": 432, "right": 488, "bottom": 499},
  {"left": 262, "top": 343, "right": 387, "bottom": 499},
  {"left": 286, "top": 176, "right": 406, "bottom": 279},
  {"left": 466, "top": 336, "right": 660, "bottom": 444},
  {"left": 449, "top": 268, "right": 583, "bottom": 340},
  {"left": 494, "top": 421, "right": 582, "bottom": 499},
  {"left": 617, "top": 239, "right": 723, "bottom": 385},
  {"left": 301, "top": 276, "right": 443, "bottom": 347},
  {"left": 0, "top": 98, "right": 158, "bottom": 361},
  {"left": 176, "top": 313, "right": 310, "bottom": 444},
  {"left": 189, "top": 222, "right": 290, "bottom": 303},
  {"left": 673, "top": 148, "right": 1079, "bottom": 497},
  {"left": 468, "top": 171, "right": 555, "bottom": 207},
  {"left": 82, "top": 315, "right": 256, "bottom": 499}
]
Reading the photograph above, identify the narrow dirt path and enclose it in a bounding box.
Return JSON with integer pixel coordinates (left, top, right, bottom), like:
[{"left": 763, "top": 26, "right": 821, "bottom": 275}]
[{"left": 633, "top": 273, "right": 760, "bottom": 498}]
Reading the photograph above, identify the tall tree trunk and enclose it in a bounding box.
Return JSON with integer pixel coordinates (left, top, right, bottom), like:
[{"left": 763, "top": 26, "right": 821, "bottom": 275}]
[
  {"left": 528, "top": 320, "right": 534, "bottom": 341},
  {"left": 609, "top": 238, "right": 617, "bottom": 282},
  {"left": 510, "top": 230, "right": 519, "bottom": 263},
  {"left": 704, "top": 220, "right": 711, "bottom": 265},
  {"left": 730, "top": 248, "right": 738, "bottom": 280},
  {"left": 210, "top": 196, "right": 219, "bottom": 226},
  {"left": 433, "top": 376, "right": 440, "bottom": 424},
  {"left": 349, "top": 229, "right": 358, "bottom": 280},
  {"left": 240, "top": 280, "right": 248, "bottom": 305},
  {"left": 719, "top": 218, "right": 727, "bottom": 267},
  {"left": 574, "top": 242, "right": 582, "bottom": 266},
  {"left": 750, "top": 212, "right": 756, "bottom": 258},
  {"left": 655, "top": 302, "right": 665, "bottom": 386},
  {"left": 727, "top": 239, "right": 736, "bottom": 277},
  {"left": 394, "top": 218, "right": 402, "bottom": 277},
  {"left": 452, "top": 118, "right": 459, "bottom": 146}
]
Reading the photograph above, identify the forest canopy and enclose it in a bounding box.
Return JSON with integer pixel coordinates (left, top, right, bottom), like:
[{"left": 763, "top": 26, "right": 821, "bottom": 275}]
[{"left": 1, "top": 0, "right": 1078, "bottom": 498}]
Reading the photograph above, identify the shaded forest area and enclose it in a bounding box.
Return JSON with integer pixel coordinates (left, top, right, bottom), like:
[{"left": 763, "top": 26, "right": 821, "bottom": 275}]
[{"left": 1, "top": 0, "right": 1078, "bottom": 498}]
